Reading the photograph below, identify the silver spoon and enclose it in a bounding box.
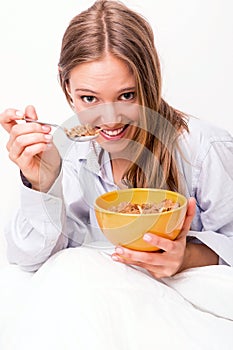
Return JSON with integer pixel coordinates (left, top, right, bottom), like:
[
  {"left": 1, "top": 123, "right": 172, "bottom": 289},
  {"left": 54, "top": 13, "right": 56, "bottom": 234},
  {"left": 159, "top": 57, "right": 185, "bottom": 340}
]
[{"left": 24, "top": 117, "right": 101, "bottom": 142}]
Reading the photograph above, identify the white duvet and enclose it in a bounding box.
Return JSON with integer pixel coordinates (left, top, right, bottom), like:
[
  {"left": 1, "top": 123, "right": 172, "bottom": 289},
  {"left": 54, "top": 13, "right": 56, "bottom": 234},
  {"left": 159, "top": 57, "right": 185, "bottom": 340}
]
[{"left": 0, "top": 246, "right": 233, "bottom": 350}]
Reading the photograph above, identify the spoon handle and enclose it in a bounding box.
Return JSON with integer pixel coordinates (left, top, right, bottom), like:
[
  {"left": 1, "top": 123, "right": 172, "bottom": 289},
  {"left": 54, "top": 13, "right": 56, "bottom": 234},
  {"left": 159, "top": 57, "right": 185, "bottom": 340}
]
[{"left": 24, "top": 117, "right": 59, "bottom": 128}]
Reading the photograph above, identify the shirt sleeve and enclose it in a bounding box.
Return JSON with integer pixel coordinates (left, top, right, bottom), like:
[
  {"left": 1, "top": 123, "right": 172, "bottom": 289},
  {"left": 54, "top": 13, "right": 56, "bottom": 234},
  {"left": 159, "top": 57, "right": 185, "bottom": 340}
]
[
  {"left": 4, "top": 166, "right": 86, "bottom": 272},
  {"left": 4, "top": 141, "right": 97, "bottom": 272},
  {"left": 4, "top": 170, "right": 66, "bottom": 271},
  {"left": 187, "top": 138, "right": 233, "bottom": 266}
]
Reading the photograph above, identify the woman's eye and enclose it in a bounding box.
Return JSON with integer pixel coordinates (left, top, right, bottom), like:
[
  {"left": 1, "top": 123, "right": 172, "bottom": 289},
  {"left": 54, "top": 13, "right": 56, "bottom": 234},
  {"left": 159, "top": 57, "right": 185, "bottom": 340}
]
[
  {"left": 81, "top": 96, "right": 96, "bottom": 103},
  {"left": 120, "top": 92, "right": 135, "bottom": 101}
]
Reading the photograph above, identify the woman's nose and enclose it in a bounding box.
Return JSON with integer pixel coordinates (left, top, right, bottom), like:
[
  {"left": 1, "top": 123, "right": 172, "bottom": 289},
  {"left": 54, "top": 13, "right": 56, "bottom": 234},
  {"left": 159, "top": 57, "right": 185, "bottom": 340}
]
[{"left": 99, "top": 103, "right": 122, "bottom": 125}]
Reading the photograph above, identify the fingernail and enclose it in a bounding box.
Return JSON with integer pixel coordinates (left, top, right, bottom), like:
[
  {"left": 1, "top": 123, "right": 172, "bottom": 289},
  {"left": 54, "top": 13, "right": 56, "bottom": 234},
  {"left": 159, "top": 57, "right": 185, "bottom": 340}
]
[
  {"left": 143, "top": 234, "right": 152, "bottom": 242},
  {"left": 44, "top": 134, "right": 52, "bottom": 140},
  {"left": 115, "top": 247, "right": 124, "bottom": 255},
  {"left": 112, "top": 255, "right": 119, "bottom": 261},
  {"left": 16, "top": 110, "right": 24, "bottom": 117},
  {"left": 42, "top": 125, "right": 51, "bottom": 132}
]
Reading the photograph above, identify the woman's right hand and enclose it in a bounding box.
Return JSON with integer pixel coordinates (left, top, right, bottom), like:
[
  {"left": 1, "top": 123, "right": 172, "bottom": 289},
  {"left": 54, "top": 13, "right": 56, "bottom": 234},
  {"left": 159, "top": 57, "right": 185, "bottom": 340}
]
[{"left": 0, "top": 105, "right": 61, "bottom": 192}]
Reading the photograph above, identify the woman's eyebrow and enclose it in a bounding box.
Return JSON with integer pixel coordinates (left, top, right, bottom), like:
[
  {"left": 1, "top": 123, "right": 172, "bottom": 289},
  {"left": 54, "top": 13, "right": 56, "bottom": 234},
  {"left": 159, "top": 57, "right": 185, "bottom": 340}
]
[
  {"left": 75, "top": 88, "right": 97, "bottom": 94},
  {"left": 74, "top": 86, "right": 136, "bottom": 94},
  {"left": 118, "top": 86, "right": 136, "bottom": 93}
]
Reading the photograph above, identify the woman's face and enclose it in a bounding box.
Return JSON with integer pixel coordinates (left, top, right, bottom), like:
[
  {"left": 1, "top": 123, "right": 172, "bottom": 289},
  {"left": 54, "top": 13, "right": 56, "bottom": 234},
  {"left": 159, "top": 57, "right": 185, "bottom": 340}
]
[{"left": 67, "top": 54, "right": 140, "bottom": 155}]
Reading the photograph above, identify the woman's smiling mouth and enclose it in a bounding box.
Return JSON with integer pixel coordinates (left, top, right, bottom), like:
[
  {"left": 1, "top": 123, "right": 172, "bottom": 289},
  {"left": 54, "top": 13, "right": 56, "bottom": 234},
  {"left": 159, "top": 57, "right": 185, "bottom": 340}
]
[{"left": 100, "top": 124, "right": 130, "bottom": 140}]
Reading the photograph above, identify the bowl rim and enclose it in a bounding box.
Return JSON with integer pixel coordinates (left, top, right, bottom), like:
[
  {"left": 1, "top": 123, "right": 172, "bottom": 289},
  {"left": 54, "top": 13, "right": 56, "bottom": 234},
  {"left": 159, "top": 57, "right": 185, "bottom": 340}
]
[{"left": 94, "top": 188, "right": 187, "bottom": 217}]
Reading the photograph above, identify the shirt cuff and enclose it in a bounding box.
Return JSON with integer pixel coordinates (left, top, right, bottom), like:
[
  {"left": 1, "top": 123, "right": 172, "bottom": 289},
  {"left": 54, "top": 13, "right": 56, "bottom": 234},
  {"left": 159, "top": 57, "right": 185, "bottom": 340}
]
[
  {"left": 20, "top": 170, "right": 32, "bottom": 188},
  {"left": 20, "top": 168, "right": 63, "bottom": 199}
]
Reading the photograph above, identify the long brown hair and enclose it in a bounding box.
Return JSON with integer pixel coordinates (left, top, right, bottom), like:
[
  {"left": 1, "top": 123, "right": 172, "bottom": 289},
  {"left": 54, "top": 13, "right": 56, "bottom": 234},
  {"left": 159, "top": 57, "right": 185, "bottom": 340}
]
[{"left": 58, "top": 0, "right": 189, "bottom": 192}]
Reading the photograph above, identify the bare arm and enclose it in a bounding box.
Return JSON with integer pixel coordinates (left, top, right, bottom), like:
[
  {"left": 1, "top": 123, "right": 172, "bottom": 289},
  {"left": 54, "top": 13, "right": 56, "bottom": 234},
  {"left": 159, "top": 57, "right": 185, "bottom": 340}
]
[{"left": 178, "top": 242, "right": 218, "bottom": 272}]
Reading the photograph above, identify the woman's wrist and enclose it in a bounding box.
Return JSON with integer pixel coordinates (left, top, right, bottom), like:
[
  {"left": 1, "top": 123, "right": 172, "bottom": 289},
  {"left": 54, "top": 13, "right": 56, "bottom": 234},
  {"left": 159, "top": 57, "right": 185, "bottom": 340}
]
[{"left": 21, "top": 160, "right": 62, "bottom": 193}]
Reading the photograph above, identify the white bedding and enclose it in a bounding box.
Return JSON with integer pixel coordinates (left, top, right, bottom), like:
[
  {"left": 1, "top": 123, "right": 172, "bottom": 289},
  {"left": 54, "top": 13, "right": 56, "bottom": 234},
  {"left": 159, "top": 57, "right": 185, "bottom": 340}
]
[{"left": 0, "top": 246, "right": 233, "bottom": 350}]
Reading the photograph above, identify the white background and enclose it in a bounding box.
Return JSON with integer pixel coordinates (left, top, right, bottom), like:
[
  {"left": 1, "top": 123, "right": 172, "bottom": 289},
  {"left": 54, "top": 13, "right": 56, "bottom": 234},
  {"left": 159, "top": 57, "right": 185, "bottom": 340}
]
[{"left": 0, "top": 0, "right": 232, "bottom": 254}]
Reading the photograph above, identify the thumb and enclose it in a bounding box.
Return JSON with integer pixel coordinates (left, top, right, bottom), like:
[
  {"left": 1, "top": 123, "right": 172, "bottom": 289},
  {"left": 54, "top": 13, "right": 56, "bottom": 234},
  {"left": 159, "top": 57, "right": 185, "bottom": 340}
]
[
  {"left": 183, "top": 197, "right": 196, "bottom": 232},
  {"left": 178, "top": 197, "right": 196, "bottom": 240},
  {"left": 25, "top": 105, "right": 38, "bottom": 120}
]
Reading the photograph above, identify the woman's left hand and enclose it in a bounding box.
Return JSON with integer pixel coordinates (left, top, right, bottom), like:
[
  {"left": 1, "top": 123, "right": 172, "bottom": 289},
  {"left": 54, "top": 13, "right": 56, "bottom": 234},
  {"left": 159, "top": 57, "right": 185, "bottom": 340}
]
[{"left": 111, "top": 197, "right": 196, "bottom": 279}]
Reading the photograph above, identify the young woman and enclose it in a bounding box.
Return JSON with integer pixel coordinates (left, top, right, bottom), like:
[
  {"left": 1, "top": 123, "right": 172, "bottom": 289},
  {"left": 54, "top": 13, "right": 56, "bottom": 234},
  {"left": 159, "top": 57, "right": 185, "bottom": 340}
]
[{"left": 0, "top": 1, "right": 233, "bottom": 348}]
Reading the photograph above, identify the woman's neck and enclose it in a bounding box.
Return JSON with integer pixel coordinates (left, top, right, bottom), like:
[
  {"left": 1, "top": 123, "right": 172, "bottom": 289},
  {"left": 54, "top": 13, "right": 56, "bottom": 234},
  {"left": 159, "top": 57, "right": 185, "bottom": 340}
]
[{"left": 111, "top": 158, "right": 132, "bottom": 186}]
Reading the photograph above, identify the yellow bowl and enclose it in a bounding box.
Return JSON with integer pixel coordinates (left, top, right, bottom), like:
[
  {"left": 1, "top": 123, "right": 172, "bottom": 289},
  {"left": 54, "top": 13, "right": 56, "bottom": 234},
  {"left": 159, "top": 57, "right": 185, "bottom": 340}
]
[{"left": 94, "top": 188, "right": 187, "bottom": 251}]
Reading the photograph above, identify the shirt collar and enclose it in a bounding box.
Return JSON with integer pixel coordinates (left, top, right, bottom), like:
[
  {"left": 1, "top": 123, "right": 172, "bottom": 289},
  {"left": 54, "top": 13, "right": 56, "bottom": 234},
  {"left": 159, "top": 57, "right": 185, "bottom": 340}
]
[
  {"left": 75, "top": 141, "right": 112, "bottom": 180},
  {"left": 85, "top": 141, "right": 103, "bottom": 174}
]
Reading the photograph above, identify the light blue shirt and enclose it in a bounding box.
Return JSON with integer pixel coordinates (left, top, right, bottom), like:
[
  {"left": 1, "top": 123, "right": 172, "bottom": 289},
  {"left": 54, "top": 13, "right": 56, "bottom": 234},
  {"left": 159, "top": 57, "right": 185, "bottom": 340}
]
[{"left": 4, "top": 116, "right": 233, "bottom": 271}]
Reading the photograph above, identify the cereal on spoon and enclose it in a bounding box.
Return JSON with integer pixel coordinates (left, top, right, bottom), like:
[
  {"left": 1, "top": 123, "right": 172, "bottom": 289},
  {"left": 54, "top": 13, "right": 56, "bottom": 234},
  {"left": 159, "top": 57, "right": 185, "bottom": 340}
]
[{"left": 64, "top": 124, "right": 101, "bottom": 138}]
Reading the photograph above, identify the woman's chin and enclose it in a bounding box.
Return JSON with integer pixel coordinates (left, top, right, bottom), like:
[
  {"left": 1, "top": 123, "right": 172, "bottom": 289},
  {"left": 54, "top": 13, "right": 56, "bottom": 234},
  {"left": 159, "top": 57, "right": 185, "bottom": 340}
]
[{"left": 98, "top": 137, "right": 132, "bottom": 156}]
